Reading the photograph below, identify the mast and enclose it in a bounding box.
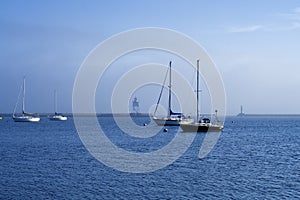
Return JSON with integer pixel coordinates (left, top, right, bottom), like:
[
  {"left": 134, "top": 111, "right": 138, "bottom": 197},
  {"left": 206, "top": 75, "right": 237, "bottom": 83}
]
[
  {"left": 22, "top": 76, "right": 25, "bottom": 114},
  {"left": 196, "top": 60, "right": 199, "bottom": 122},
  {"left": 54, "top": 90, "right": 57, "bottom": 114},
  {"left": 168, "top": 61, "right": 172, "bottom": 118}
]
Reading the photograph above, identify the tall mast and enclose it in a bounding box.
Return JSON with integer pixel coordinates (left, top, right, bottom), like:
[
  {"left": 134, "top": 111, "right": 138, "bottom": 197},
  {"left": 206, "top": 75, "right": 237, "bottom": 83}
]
[
  {"left": 54, "top": 90, "right": 57, "bottom": 114},
  {"left": 168, "top": 61, "right": 172, "bottom": 117},
  {"left": 22, "top": 76, "right": 25, "bottom": 114},
  {"left": 196, "top": 60, "right": 199, "bottom": 122}
]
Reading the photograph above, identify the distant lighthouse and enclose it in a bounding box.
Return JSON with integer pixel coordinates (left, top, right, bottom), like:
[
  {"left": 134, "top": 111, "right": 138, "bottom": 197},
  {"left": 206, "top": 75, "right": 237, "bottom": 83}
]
[{"left": 132, "top": 97, "right": 140, "bottom": 114}]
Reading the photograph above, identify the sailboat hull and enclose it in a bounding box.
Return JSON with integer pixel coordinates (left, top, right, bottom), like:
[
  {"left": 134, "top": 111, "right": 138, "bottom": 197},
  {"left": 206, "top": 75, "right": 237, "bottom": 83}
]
[
  {"left": 49, "top": 115, "right": 68, "bottom": 121},
  {"left": 153, "top": 117, "right": 194, "bottom": 126},
  {"left": 180, "top": 123, "right": 223, "bottom": 132},
  {"left": 13, "top": 116, "right": 40, "bottom": 122}
]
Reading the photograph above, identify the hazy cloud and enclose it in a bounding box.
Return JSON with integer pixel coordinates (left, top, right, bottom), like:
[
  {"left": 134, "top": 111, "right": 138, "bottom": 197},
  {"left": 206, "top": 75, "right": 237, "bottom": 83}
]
[
  {"left": 287, "top": 22, "right": 300, "bottom": 30},
  {"left": 227, "top": 7, "right": 300, "bottom": 33},
  {"left": 277, "top": 6, "right": 300, "bottom": 20},
  {"left": 294, "top": 7, "right": 300, "bottom": 13},
  {"left": 228, "top": 25, "right": 263, "bottom": 33}
]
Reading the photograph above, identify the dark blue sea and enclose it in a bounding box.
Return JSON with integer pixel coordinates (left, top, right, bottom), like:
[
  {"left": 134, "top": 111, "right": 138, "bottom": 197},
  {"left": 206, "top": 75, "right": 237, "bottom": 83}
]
[{"left": 0, "top": 116, "right": 299, "bottom": 199}]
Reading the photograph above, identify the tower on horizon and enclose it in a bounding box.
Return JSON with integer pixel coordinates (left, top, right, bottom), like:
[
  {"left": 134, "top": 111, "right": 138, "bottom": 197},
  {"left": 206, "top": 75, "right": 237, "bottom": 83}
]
[
  {"left": 132, "top": 97, "right": 139, "bottom": 114},
  {"left": 237, "top": 105, "right": 245, "bottom": 116}
]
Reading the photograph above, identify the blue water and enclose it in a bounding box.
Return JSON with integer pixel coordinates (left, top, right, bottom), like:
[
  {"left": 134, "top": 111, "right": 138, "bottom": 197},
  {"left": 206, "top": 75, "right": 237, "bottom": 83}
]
[{"left": 0, "top": 116, "right": 299, "bottom": 199}]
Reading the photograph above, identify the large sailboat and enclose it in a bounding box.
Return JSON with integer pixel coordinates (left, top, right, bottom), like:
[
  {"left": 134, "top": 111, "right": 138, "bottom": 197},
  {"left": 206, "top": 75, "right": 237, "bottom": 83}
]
[
  {"left": 48, "top": 90, "right": 67, "bottom": 121},
  {"left": 180, "top": 60, "right": 223, "bottom": 132},
  {"left": 13, "top": 77, "right": 40, "bottom": 122},
  {"left": 153, "top": 61, "right": 194, "bottom": 126}
]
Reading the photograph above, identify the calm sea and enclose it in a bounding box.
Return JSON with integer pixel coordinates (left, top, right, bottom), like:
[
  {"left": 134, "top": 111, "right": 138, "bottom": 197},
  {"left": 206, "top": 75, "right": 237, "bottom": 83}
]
[{"left": 0, "top": 116, "right": 299, "bottom": 199}]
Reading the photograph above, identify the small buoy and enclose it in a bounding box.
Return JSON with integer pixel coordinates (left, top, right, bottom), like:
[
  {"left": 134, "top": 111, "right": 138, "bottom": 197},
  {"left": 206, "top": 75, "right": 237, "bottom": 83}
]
[
  {"left": 163, "top": 128, "right": 168, "bottom": 132},
  {"left": 143, "top": 123, "right": 147, "bottom": 126}
]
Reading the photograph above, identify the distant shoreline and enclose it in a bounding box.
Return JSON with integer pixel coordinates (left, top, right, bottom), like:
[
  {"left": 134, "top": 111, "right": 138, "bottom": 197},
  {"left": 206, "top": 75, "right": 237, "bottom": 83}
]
[
  {"left": 2, "top": 113, "right": 300, "bottom": 118},
  {"left": 0, "top": 113, "right": 151, "bottom": 117},
  {"left": 236, "top": 114, "right": 300, "bottom": 117}
]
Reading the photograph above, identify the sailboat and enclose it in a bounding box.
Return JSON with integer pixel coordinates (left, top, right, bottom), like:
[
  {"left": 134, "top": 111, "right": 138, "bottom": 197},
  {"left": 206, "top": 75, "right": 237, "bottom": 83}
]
[
  {"left": 153, "top": 61, "right": 194, "bottom": 126},
  {"left": 48, "top": 90, "right": 67, "bottom": 121},
  {"left": 13, "top": 77, "right": 40, "bottom": 122},
  {"left": 180, "top": 60, "right": 223, "bottom": 132}
]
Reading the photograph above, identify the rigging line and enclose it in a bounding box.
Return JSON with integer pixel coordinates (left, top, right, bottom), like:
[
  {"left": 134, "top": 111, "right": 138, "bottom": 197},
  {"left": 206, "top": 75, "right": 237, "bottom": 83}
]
[
  {"left": 13, "top": 82, "right": 23, "bottom": 116},
  {"left": 154, "top": 66, "right": 170, "bottom": 115}
]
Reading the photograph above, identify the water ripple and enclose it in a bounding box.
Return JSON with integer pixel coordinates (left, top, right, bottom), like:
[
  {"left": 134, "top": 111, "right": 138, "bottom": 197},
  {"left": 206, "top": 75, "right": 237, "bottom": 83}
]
[{"left": 0, "top": 116, "right": 299, "bottom": 199}]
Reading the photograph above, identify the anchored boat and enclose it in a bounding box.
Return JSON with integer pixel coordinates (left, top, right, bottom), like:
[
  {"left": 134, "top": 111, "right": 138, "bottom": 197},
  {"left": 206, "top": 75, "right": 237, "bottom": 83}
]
[
  {"left": 180, "top": 60, "right": 223, "bottom": 132},
  {"left": 49, "top": 90, "right": 67, "bottom": 121},
  {"left": 13, "top": 77, "right": 40, "bottom": 122},
  {"left": 153, "top": 61, "right": 194, "bottom": 126}
]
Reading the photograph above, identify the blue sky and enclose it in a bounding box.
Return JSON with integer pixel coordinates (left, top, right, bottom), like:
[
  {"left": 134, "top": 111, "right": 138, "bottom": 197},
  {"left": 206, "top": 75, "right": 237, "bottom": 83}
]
[{"left": 1, "top": 0, "right": 300, "bottom": 114}]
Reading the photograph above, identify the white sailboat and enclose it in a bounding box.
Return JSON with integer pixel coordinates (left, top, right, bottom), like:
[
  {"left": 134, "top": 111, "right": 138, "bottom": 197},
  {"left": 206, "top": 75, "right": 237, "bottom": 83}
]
[
  {"left": 13, "top": 77, "right": 40, "bottom": 122},
  {"left": 153, "top": 61, "right": 194, "bottom": 126},
  {"left": 180, "top": 60, "right": 223, "bottom": 132},
  {"left": 48, "top": 90, "right": 67, "bottom": 121}
]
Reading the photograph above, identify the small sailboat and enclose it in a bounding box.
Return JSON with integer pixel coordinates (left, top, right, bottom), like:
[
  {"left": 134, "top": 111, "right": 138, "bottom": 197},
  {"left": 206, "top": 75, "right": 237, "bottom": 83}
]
[
  {"left": 153, "top": 61, "right": 194, "bottom": 126},
  {"left": 13, "top": 77, "right": 40, "bottom": 122},
  {"left": 180, "top": 60, "right": 223, "bottom": 132},
  {"left": 48, "top": 90, "right": 67, "bottom": 121}
]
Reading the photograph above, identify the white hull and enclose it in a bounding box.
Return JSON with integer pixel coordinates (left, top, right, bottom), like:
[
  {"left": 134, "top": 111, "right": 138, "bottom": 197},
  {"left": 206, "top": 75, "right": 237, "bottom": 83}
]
[
  {"left": 49, "top": 115, "right": 67, "bottom": 121},
  {"left": 13, "top": 115, "right": 40, "bottom": 122},
  {"left": 180, "top": 123, "right": 223, "bottom": 132},
  {"left": 153, "top": 117, "right": 194, "bottom": 126}
]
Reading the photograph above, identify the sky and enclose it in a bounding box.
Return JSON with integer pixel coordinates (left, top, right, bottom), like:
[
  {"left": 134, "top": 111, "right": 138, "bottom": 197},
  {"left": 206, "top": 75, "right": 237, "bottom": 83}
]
[{"left": 1, "top": 0, "right": 300, "bottom": 115}]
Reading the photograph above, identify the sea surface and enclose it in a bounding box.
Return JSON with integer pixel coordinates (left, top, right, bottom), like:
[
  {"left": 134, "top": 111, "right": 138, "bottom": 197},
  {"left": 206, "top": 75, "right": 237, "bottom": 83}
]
[{"left": 0, "top": 116, "right": 299, "bottom": 199}]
